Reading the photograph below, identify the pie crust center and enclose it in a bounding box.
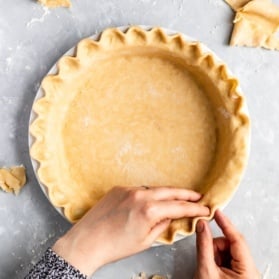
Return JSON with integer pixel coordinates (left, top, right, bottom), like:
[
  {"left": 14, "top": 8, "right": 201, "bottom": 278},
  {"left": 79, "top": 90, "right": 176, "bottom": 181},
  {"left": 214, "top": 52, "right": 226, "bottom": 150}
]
[{"left": 62, "top": 52, "right": 217, "bottom": 206}]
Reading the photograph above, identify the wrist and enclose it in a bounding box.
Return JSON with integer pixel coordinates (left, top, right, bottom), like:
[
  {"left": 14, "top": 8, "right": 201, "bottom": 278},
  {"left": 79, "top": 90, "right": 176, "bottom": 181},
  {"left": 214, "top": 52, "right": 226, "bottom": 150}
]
[{"left": 52, "top": 233, "right": 103, "bottom": 276}]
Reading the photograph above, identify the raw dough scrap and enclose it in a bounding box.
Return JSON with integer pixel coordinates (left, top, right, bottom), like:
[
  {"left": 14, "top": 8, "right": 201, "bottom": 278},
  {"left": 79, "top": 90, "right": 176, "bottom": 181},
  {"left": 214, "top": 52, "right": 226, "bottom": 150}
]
[
  {"left": 134, "top": 273, "right": 166, "bottom": 279},
  {"left": 226, "top": 0, "right": 279, "bottom": 50},
  {"left": 37, "top": 0, "right": 71, "bottom": 8},
  {"left": 135, "top": 273, "right": 147, "bottom": 279},
  {"left": 0, "top": 166, "right": 27, "bottom": 195},
  {"left": 225, "top": 0, "right": 253, "bottom": 11},
  {"left": 30, "top": 27, "right": 250, "bottom": 243}
]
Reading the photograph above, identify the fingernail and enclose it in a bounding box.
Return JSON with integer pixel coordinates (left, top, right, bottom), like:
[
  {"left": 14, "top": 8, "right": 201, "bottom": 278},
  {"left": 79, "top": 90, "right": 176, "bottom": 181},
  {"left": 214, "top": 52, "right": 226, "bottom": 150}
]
[{"left": 196, "top": 220, "right": 204, "bottom": 233}]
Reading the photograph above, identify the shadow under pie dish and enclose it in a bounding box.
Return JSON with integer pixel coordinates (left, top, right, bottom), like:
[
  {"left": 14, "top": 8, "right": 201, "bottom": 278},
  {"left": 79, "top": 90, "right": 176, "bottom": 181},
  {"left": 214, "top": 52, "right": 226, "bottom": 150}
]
[{"left": 29, "top": 26, "right": 250, "bottom": 244}]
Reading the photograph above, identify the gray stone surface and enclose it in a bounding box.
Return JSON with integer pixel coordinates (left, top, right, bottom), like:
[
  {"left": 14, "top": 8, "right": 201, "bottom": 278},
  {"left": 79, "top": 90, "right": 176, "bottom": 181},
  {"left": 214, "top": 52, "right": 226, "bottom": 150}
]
[{"left": 0, "top": 0, "right": 279, "bottom": 278}]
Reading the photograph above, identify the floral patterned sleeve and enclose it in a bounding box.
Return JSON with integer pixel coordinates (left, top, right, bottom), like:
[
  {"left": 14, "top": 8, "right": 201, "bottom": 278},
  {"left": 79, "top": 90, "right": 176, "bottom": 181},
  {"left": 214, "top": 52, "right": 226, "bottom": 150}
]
[{"left": 25, "top": 248, "right": 87, "bottom": 279}]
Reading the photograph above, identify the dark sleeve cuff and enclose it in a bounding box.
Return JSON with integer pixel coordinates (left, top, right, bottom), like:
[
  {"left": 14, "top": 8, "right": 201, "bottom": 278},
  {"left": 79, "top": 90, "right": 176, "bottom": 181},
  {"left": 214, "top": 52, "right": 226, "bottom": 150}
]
[{"left": 24, "top": 247, "right": 87, "bottom": 279}]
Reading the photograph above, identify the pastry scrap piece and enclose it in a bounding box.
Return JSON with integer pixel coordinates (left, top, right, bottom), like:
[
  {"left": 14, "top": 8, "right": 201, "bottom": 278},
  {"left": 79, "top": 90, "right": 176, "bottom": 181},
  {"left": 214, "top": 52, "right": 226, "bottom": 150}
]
[
  {"left": 30, "top": 26, "right": 250, "bottom": 244},
  {"left": 225, "top": 0, "right": 253, "bottom": 11},
  {"left": 226, "top": 0, "right": 279, "bottom": 50},
  {"left": 0, "top": 166, "right": 27, "bottom": 195},
  {"left": 135, "top": 273, "right": 147, "bottom": 279},
  {"left": 134, "top": 273, "right": 166, "bottom": 279},
  {"left": 37, "top": 0, "right": 71, "bottom": 8}
]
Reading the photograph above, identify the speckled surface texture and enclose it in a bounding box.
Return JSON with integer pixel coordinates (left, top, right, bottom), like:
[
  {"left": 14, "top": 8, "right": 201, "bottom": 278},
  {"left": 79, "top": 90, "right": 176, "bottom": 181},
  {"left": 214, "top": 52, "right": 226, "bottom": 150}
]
[{"left": 0, "top": 0, "right": 278, "bottom": 278}]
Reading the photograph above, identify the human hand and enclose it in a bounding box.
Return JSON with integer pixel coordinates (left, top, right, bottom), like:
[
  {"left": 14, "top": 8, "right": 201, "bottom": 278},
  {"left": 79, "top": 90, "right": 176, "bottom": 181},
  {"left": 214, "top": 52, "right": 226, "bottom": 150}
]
[
  {"left": 53, "top": 186, "right": 209, "bottom": 276},
  {"left": 194, "top": 210, "right": 260, "bottom": 279}
]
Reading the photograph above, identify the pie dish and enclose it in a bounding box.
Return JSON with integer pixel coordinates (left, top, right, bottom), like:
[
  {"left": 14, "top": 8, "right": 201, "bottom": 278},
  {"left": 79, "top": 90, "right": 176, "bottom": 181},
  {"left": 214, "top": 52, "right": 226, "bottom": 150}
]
[{"left": 29, "top": 26, "right": 250, "bottom": 244}]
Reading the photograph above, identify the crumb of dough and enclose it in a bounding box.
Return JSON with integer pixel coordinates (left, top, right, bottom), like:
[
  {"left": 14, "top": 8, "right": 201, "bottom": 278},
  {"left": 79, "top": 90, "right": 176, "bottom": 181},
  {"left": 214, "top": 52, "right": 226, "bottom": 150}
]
[
  {"left": 224, "top": 0, "right": 254, "bottom": 11},
  {"left": 37, "top": 0, "right": 71, "bottom": 8},
  {"left": 225, "top": 0, "right": 279, "bottom": 51},
  {"left": 134, "top": 273, "right": 167, "bottom": 279},
  {"left": 134, "top": 273, "right": 147, "bottom": 279},
  {"left": 0, "top": 166, "right": 27, "bottom": 195}
]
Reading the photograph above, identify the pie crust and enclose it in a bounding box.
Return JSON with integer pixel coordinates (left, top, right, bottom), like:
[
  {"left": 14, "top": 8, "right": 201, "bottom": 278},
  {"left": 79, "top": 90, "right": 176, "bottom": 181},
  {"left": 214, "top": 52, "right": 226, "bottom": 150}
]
[{"left": 30, "top": 26, "right": 250, "bottom": 243}]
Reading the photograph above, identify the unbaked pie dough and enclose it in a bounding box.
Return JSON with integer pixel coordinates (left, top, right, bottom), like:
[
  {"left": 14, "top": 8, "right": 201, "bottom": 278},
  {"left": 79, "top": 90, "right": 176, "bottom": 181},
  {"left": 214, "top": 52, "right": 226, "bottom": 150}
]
[
  {"left": 135, "top": 273, "right": 166, "bottom": 279},
  {"left": 0, "top": 166, "right": 26, "bottom": 195},
  {"left": 225, "top": 0, "right": 279, "bottom": 50},
  {"left": 225, "top": 0, "right": 253, "bottom": 11},
  {"left": 38, "top": 0, "right": 71, "bottom": 8},
  {"left": 30, "top": 27, "right": 250, "bottom": 243}
]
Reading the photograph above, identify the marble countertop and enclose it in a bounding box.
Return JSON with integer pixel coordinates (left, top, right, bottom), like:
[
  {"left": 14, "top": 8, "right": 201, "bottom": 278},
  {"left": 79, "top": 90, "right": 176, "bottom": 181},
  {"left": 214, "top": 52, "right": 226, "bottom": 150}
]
[{"left": 0, "top": 0, "right": 278, "bottom": 278}]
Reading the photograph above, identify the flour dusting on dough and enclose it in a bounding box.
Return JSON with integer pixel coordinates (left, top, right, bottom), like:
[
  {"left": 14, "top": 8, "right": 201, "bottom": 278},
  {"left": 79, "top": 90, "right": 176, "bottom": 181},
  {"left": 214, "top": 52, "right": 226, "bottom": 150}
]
[
  {"left": 82, "top": 116, "right": 91, "bottom": 127},
  {"left": 218, "top": 107, "right": 231, "bottom": 119}
]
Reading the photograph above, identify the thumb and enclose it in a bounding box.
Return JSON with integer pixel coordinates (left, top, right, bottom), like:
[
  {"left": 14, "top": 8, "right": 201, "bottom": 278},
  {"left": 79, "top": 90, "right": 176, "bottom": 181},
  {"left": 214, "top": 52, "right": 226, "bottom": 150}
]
[{"left": 196, "top": 220, "right": 216, "bottom": 270}]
